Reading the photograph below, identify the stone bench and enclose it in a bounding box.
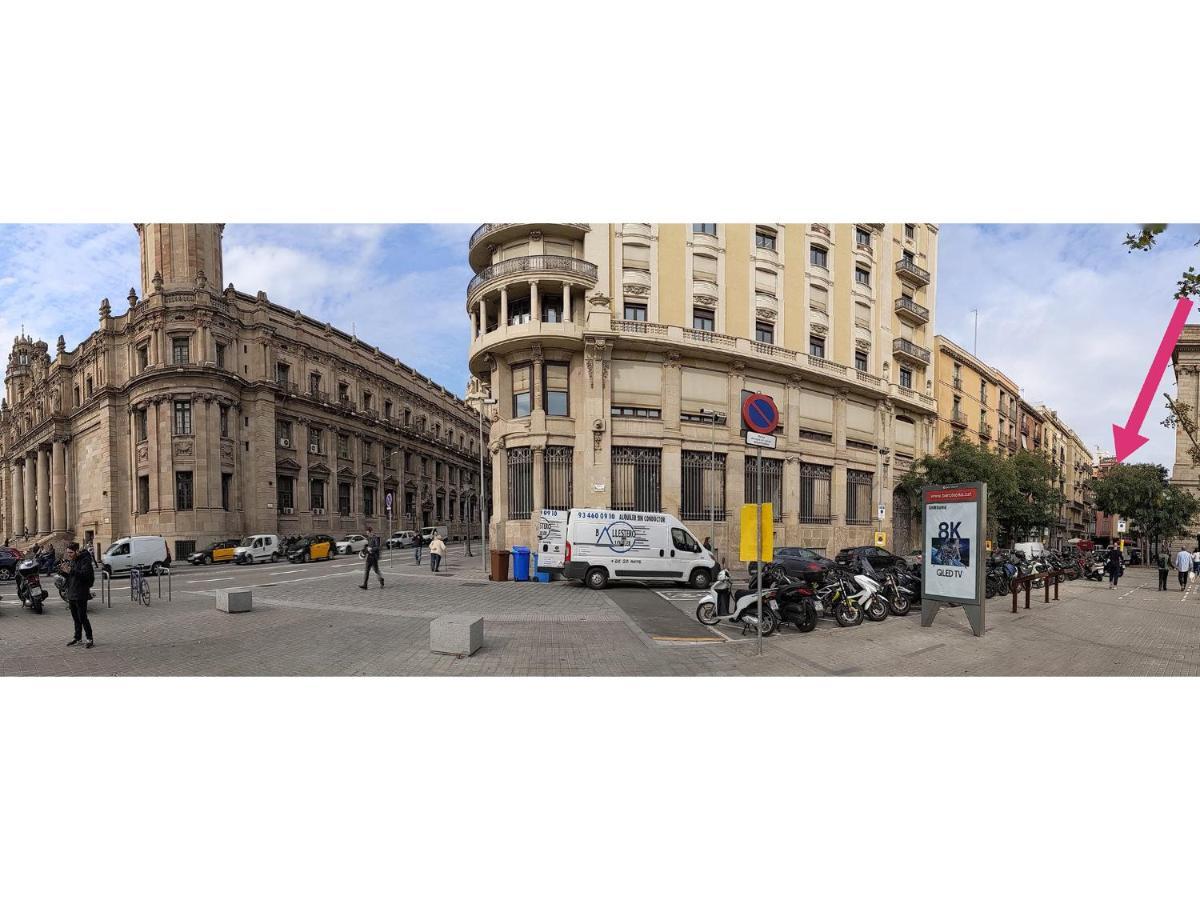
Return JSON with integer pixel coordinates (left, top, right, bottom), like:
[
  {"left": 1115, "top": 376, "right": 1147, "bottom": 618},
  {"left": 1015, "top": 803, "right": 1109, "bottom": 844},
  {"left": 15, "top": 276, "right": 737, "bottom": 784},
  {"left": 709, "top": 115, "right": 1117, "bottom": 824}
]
[
  {"left": 430, "top": 614, "right": 483, "bottom": 657},
  {"left": 216, "top": 588, "right": 253, "bottom": 613}
]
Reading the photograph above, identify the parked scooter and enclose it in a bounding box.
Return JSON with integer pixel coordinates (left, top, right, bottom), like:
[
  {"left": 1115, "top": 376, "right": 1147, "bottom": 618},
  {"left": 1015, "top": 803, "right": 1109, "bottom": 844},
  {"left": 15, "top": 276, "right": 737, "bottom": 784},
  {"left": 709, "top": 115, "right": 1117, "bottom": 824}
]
[
  {"left": 846, "top": 559, "right": 890, "bottom": 622},
  {"left": 1085, "top": 556, "right": 1106, "bottom": 581},
  {"left": 877, "top": 569, "right": 913, "bottom": 616},
  {"left": 16, "top": 558, "right": 48, "bottom": 614},
  {"left": 696, "top": 566, "right": 781, "bottom": 636},
  {"left": 762, "top": 565, "right": 820, "bottom": 632}
]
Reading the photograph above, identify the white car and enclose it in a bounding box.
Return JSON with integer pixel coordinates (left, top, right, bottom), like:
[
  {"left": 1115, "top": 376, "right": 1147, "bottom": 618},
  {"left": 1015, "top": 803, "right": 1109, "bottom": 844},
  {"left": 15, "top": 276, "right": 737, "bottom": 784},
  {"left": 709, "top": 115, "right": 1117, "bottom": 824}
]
[
  {"left": 386, "top": 530, "right": 417, "bottom": 549},
  {"left": 336, "top": 534, "right": 368, "bottom": 555}
]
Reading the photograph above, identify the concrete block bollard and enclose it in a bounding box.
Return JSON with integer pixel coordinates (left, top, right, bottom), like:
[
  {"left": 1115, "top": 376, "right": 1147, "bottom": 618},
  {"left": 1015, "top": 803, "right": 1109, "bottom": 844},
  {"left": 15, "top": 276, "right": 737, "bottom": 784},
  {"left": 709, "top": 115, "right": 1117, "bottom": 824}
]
[
  {"left": 430, "top": 615, "right": 483, "bottom": 656},
  {"left": 216, "top": 588, "right": 253, "bottom": 613}
]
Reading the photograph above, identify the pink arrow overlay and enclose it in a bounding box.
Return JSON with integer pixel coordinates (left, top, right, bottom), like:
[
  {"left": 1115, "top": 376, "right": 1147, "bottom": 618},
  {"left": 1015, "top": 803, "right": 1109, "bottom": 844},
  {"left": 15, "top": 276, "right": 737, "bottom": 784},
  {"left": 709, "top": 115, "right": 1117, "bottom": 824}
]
[{"left": 1112, "top": 295, "right": 1195, "bottom": 462}]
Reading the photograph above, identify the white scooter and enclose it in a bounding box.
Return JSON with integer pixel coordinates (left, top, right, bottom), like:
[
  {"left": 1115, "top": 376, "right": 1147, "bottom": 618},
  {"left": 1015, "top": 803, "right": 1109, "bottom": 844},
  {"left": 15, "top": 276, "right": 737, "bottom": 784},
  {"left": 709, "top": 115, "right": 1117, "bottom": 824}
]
[
  {"left": 695, "top": 567, "right": 780, "bottom": 636},
  {"left": 843, "top": 562, "right": 890, "bottom": 622}
]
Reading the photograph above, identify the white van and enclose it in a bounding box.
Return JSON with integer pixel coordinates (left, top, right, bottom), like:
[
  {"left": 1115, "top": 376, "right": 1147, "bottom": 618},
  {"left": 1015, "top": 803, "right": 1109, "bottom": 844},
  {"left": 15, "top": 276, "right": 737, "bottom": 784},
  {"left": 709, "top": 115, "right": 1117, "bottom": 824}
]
[
  {"left": 102, "top": 535, "right": 172, "bottom": 576},
  {"left": 234, "top": 534, "right": 281, "bottom": 565},
  {"left": 1013, "top": 541, "right": 1046, "bottom": 560},
  {"left": 561, "top": 508, "right": 716, "bottom": 590}
]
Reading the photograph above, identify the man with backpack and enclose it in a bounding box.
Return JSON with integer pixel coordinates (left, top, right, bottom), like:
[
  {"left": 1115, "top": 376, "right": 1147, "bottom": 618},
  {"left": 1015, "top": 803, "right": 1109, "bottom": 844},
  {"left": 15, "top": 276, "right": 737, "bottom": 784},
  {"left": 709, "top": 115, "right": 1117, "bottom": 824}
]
[{"left": 61, "top": 542, "right": 95, "bottom": 648}]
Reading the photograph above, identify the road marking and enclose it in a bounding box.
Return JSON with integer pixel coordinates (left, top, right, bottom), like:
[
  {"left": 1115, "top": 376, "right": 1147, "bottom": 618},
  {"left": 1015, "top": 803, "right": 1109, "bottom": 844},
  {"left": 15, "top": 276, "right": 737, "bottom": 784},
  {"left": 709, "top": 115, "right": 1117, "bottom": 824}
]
[{"left": 188, "top": 577, "right": 234, "bottom": 584}]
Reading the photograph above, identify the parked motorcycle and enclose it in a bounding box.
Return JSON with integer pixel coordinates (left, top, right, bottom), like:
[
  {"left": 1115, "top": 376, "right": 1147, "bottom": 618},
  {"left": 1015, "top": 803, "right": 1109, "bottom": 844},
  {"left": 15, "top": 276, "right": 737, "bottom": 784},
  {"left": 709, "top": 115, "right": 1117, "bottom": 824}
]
[
  {"left": 16, "top": 558, "right": 48, "bottom": 614},
  {"left": 695, "top": 567, "right": 780, "bottom": 636},
  {"left": 762, "top": 565, "right": 820, "bottom": 632},
  {"left": 813, "top": 569, "right": 866, "bottom": 627},
  {"left": 877, "top": 569, "right": 913, "bottom": 616}
]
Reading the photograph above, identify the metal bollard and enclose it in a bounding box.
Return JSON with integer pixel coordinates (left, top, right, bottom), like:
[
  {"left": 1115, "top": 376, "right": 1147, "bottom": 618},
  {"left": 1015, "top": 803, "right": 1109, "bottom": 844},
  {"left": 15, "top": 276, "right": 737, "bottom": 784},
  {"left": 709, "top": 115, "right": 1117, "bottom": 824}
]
[{"left": 101, "top": 570, "right": 112, "bottom": 609}]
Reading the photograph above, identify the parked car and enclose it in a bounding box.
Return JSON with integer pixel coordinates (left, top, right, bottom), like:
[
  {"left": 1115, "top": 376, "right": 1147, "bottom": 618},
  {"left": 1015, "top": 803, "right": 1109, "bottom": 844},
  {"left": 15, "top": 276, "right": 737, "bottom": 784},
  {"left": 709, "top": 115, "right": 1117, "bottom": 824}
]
[
  {"left": 234, "top": 534, "right": 282, "bottom": 565},
  {"left": 188, "top": 539, "right": 241, "bottom": 565},
  {"left": 834, "top": 546, "right": 910, "bottom": 574},
  {"left": 386, "top": 530, "right": 417, "bottom": 549},
  {"left": 747, "top": 547, "right": 834, "bottom": 582},
  {"left": 904, "top": 547, "right": 923, "bottom": 569},
  {"left": 287, "top": 534, "right": 336, "bottom": 563},
  {"left": 336, "top": 534, "right": 368, "bottom": 555},
  {"left": 102, "top": 535, "right": 172, "bottom": 576},
  {"left": 0, "top": 546, "right": 21, "bottom": 581},
  {"left": 420, "top": 526, "right": 446, "bottom": 546}
]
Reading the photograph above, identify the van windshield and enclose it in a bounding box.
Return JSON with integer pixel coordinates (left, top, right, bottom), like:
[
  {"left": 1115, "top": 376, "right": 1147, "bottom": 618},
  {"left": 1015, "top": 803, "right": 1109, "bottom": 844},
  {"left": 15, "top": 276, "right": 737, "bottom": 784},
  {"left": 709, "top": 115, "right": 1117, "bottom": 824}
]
[{"left": 106, "top": 542, "right": 128, "bottom": 555}]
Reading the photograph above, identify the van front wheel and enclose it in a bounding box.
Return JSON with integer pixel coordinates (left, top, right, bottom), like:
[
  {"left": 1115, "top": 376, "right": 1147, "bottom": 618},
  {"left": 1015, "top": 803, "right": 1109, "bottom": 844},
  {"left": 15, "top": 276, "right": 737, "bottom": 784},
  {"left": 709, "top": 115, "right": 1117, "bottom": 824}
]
[
  {"left": 585, "top": 567, "right": 609, "bottom": 590},
  {"left": 689, "top": 568, "right": 713, "bottom": 590}
]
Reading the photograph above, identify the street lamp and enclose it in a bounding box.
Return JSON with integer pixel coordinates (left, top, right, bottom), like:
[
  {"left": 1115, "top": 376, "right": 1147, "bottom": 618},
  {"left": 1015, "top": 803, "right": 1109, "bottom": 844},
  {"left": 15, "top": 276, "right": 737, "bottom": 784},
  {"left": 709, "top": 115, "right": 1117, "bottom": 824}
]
[
  {"left": 469, "top": 394, "right": 498, "bottom": 573},
  {"left": 383, "top": 448, "right": 403, "bottom": 543},
  {"left": 698, "top": 408, "right": 726, "bottom": 555}
]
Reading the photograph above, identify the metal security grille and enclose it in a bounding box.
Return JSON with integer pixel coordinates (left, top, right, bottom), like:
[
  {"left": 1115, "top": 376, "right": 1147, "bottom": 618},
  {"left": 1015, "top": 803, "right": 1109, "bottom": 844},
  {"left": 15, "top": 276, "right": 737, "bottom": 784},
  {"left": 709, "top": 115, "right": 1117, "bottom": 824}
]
[
  {"left": 507, "top": 447, "right": 533, "bottom": 520},
  {"left": 846, "top": 469, "right": 874, "bottom": 525},
  {"left": 174, "top": 540, "right": 196, "bottom": 561},
  {"left": 612, "top": 446, "right": 661, "bottom": 512},
  {"left": 681, "top": 451, "right": 726, "bottom": 520},
  {"left": 799, "top": 464, "right": 832, "bottom": 523},
  {"left": 744, "top": 456, "right": 784, "bottom": 521},
  {"left": 544, "top": 445, "right": 574, "bottom": 511}
]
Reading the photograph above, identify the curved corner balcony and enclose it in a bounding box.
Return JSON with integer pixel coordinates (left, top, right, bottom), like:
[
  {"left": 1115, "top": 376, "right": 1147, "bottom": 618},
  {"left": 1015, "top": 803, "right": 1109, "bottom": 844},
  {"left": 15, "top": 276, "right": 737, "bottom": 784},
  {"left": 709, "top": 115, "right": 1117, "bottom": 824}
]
[
  {"left": 468, "top": 223, "right": 590, "bottom": 268},
  {"left": 467, "top": 254, "right": 598, "bottom": 306}
]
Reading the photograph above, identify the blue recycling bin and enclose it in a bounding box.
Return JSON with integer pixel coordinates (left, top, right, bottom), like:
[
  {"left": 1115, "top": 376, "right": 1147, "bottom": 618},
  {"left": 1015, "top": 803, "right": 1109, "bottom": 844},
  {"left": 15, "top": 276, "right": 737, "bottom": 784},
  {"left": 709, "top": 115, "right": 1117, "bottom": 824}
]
[{"left": 512, "top": 546, "right": 531, "bottom": 581}]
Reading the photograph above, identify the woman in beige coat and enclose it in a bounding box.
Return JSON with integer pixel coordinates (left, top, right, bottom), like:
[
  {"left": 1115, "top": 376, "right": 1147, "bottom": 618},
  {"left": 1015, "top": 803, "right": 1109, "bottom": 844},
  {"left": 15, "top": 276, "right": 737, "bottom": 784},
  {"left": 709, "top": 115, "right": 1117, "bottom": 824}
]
[{"left": 428, "top": 535, "right": 447, "bottom": 573}]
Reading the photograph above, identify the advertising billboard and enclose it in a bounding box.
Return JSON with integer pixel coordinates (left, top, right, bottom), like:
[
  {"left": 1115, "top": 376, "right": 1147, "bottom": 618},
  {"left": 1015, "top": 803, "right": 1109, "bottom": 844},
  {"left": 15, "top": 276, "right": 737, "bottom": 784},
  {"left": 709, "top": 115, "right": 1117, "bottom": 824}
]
[{"left": 921, "top": 482, "right": 987, "bottom": 637}]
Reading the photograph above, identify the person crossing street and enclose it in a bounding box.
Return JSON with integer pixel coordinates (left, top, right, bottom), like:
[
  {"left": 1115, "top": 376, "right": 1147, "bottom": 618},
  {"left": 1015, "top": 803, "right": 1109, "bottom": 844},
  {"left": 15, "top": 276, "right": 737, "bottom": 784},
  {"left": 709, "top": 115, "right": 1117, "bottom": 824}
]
[
  {"left": 1175, "top": 546, "right": 1193, "bottom": 591},
  {"left": 359, "top": 526, "right": 384, "bottom": 590},
  {"left": 429, "top": 534, "right": 446, "bottom": 573},
  {"left": 61, "top": 542, "right": 95, "bottom": 648}
]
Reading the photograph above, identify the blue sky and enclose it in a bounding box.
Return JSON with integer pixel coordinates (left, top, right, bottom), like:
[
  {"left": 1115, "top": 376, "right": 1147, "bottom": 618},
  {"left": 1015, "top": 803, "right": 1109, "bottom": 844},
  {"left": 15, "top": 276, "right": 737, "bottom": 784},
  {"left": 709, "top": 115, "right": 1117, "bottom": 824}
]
[{"left": 0, "top": 223, "right": 1196, "bottom": 470}]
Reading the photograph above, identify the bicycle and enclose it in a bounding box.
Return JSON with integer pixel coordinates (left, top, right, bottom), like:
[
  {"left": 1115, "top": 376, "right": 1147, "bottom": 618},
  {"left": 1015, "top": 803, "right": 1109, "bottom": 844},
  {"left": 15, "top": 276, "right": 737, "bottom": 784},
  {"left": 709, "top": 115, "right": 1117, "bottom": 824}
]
[{"left": 131, "top": 566, "right": 151, "bottom": 606}]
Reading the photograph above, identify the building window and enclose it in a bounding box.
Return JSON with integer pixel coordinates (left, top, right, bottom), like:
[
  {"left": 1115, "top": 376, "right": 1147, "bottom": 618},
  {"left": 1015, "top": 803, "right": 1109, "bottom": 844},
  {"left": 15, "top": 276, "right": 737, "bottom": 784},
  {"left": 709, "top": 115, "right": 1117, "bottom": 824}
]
[
  {"left": 846, "top": 469, "right": 873, "bottom": 525},
  {"left": 810, "top": 244, "right": 828, "bottom": 268},
  {"left": 277, "top": 419, "right": 292, "bottom": 445},
  {"left": 215, "top": 343, "right": 226, "bottom": 369},
  {"left": 175, "top": 471, "right": 194, "bottom": 511},
  {"left": 755, "top": 228, "right": 777, "bottom": 251},
  {"left": 903, "top": 249, "right": 915, "bottom": 264},
  {"left": 309, "top": 427, "right": 323, "bottom": 453},
  {"left": 221, "top": 473, "right": 232, "bottom": 511},
  {"left": 507, "top": 447, "right": 533, "bottom": 520},
  {"left": 855, "top": 266, "right": 871, "bottom": 287},
  {"left": 405, "top": 491, "right": 415, "bottom": 515},
  {"left": 310, "top": 479, "right": 326, "bottom": 512},
  {"left": 809, "top": 335, "right": 826, "bottom": 358},
  {"left": 171, "top": 337, "right": 190, "bottom": 365},
  {"left": 799, "top": 464, "right": 832, "bottom": 524},
  {"left": 693, "top": 223, "right": 718, "bottom": 236},
  {"left": 540, "top": 294, "right": 563, "bottom": 323},
  {"left": 309, "top": 372, "right": 321, "bottom": 396},
  {"left": 855, "top": 227, "right": 872, "bottom": 249},
  {"left": 173, "top": 400, "right": 192, "bottom": 435},
  {"left": 980, "top": 381, "right": 988, "bottom": 405},
  {"left": 135, "top": 408, "right": 148, "bottom": 442},
  {"left": 693, "top": 309, "right": 715, "bottom": 331},
  {"left": 137, "top": 475, "right": 150, "bottom": 514},
  {"left": 220, "top": 405, "right": 229, "bottom": 438},
  {"left": 362, "top": 439, "right": 373, "bottom": 465},
  {"left": 136, "top": 344, "right": 148, "bottom": 372},
  {"left": 611, "top": 406, "right": 661, "bottom": 419},
  {"left": 338, "top": 482, "right": 352, "bottom": 516},
  {"left": 275, "top": 361, "right": 290, "bottom": 387},
  {"left": 544, "top": 445, "right": 574, "bottom": 511},
  {"left": 362, "top": 390, "right": 373, "bottom": 412},
  {"left": 745, "top": 456, "right": 784, "bottom": 521},
  {"left": 85, "top": 377, "right": 94, "bottom": 398},
  {"left": 544, "top": 363, "right": 569, "bottom": 417},
  {"left": 905, "top": 224, "right": 916, "bottom": 240},
  {"left": 277, "top": 476, "right": 294, "bottom": 511},
  {"left": 612, "top": 446, "right": 661, "bottom": 512},
  {"left": 755, "top": 320, "right": 774, "bottom": 344},
  {"left": 338, "top": 383, "right": 350, "bottom": 404},
  {"left": 337, "top": 434, "right": 350, "bottom": 459},
  {"left": 623, "top": 303, "right": 648, "bottom": 321},
  {"left": 74, "top": 386, "right": 80, "bottom": 407},
  {"left": 384, "top": 400, "right": 393, "bottom": 420},
  {"left": 855, "top": 350, "right": 869, "bottom": 372},
  {"left": 363, "top": 486, "right": 375, "bottom": 517},
  {"left": 681, "top": 451, "right": 726, "bottom": 521},
  {"left": 900, "top": 367, "right": 913, "bottom": 389},
  {"left": 511, "top": 364, "right": 532, "bottom": 418},
  {"left": 403, "top": 409, "right": 411, "bottom": 427}
]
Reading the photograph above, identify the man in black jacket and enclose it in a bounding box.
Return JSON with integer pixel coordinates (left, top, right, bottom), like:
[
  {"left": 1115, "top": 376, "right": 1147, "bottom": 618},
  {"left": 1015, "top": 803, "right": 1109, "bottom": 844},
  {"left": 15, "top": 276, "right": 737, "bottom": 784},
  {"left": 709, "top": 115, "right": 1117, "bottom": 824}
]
[
  {"left": 61, "top": 542, "right": 95, "bottom": 648},
  {"left": 359, "top": 526, "right": 384, "bottom": 590}
]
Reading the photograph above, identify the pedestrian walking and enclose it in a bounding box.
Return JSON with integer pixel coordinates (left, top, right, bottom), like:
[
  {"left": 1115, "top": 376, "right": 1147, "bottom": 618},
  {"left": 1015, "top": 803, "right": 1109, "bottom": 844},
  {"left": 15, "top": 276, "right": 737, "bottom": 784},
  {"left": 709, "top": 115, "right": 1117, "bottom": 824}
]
[
  {"left": 429, "top": 534, "right": 446, "bottom": 573},
  {"left": 1106, "top": 544, "right": 1124, "bottom": 589},
  {"left": 359, "top": 526, "right": 384, "bottom": 590},
  {"left": 1175, "top": 547, "right": 1193, "bottom": 590},
  {"left": 61, "top": 542, "right": 95, "bottom": 648},
  {"left": 1157, "top": 550, "right": 1170, "bottom": 591},
  {"left": 413, "top": 537, "right": 424, "bottom": 566},
  {"left": 1192, "top": 548, "right": 1200, "bottom": 579}
]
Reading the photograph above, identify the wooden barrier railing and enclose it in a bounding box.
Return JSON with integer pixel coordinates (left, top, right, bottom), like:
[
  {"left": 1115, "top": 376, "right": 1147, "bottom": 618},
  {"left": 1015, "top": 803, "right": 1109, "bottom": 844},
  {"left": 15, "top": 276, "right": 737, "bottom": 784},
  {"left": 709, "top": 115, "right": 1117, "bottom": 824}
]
[{"left": 1010, "top": 569, "right": 1065, "bottom": 613}]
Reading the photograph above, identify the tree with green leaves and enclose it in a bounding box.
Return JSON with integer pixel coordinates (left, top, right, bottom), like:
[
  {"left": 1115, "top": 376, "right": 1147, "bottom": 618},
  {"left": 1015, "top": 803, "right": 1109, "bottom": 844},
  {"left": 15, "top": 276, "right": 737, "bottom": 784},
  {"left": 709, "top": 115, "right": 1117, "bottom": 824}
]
[
  {"left": 1090, "top": 462, "right": 1200, "bottom": 554},
  {"left": 897, "top": 434, "right": 1062, "bottom": 546}
]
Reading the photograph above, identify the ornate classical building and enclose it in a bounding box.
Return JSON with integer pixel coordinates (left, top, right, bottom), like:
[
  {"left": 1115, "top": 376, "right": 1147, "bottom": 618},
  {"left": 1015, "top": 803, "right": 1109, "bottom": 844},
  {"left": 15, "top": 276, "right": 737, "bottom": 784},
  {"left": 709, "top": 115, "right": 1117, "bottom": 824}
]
[
  {"left": 466, "top": 223, "right": 941, "bottom": 556},
  {"left": 0, "top": 223, "right": 487, "bottom": 559}
]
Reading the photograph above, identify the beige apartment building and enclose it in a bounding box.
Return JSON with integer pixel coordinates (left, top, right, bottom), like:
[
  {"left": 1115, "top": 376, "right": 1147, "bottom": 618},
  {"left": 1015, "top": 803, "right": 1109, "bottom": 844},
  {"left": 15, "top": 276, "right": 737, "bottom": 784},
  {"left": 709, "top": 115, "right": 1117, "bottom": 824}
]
[
  {"left": 0, "top": 224, "right": 487, "bottom": 559},
  {"left": 932, "top": 336, "right": 1021, "bottom": 454},
  {"left": 466, "top": 223, "right": 939, "bottom": 557},
  {"left": 1037, "top": 405, "right": 1094, "bottom": 544}
]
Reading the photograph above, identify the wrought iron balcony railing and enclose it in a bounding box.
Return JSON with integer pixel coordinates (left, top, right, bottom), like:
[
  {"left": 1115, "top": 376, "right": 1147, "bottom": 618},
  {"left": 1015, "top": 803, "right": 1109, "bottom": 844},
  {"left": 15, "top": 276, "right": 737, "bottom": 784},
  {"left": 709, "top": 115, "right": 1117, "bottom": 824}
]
[{"left": 468, "top": 255, "right": 598, "bottom": 298}]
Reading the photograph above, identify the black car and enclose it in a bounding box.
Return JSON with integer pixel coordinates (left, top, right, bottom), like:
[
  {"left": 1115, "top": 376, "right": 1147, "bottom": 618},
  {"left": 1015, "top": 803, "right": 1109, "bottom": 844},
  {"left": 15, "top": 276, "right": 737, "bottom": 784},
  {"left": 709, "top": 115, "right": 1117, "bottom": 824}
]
[
  {"left": 834, "top": 546, "right": 909, "bottom": 574},
  {"left": 188, "top": 539, "right": 241, "bottom": 565},
  {"left": 0, "top": 546, "right": 21, "bottom": 581},
  {"left": 748, "top": 547, "right": 834, "bottom": 582}
]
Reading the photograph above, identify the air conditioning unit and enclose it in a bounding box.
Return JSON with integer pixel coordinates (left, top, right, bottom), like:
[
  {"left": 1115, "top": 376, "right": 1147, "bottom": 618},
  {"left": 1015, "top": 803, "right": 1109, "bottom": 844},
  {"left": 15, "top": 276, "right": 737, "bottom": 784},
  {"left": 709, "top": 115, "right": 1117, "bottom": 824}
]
[
  {"left": 313, "top": 508, "right": 325, "bottom": 516},
  {"left": 282, "top": 507, "right": 295, "bottom": 515},
  {"left": 310, "top": 444, "right": 321, "bottom": 453},
  {"left": 279, "top": 438, "right": 291, "bottom": 448}
]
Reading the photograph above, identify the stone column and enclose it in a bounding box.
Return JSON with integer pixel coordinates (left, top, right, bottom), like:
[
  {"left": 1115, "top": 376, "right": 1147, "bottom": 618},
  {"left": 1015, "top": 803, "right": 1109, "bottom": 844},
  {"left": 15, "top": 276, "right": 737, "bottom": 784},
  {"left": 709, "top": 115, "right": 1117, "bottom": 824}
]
[
  {"left": 562, "top": 283, "right": 572, "bottom": 323},
  {"left": 832, "top": 390, "right": 849, "bottom": 531},
  {"left": 474, "top": 306, "right": 481, "bottom": 339},
  {"left": 37, "top": 446, "right": 50, "bottom": 534},
  {"left": 530, "top": 280, "right": 540, "bottom": 324},
  {"left": 63, "top": 441, "right": 73, "bottom": 532},
  {"left": 532, "top": 446, "right": 545, "bottom": 514},
  {"left": 499, "top": 288, "right": 508, "bottom": 332},
  {"left": 51, "top": 440, "right": 66, "bottom": 533},
  {"left": 13, "top": 460, "right": 25, "bottom": 538}
]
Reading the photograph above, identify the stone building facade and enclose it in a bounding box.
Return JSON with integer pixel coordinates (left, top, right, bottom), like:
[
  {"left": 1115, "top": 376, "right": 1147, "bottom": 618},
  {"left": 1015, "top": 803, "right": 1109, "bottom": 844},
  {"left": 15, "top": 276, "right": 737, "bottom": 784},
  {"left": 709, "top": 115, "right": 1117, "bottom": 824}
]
[
  {"left": 466, "top": 223, "right": 941, "bottom": 557},
  {"left": 0, "top": 223, "right": 488, "bottom": 559},
  {"left": 1169, "top": 324, "right": 1200, "bottom": 540}
]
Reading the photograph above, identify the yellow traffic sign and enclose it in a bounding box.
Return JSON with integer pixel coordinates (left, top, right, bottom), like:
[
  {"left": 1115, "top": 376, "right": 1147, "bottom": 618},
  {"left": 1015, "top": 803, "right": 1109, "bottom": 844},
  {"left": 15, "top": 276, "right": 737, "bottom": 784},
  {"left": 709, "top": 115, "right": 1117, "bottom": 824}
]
[
  {"left": 874, "top": 531, "right": 887, "bottom": 547},
  {"left": 739, "top": 503, "right": 774, "bottom": 562}
]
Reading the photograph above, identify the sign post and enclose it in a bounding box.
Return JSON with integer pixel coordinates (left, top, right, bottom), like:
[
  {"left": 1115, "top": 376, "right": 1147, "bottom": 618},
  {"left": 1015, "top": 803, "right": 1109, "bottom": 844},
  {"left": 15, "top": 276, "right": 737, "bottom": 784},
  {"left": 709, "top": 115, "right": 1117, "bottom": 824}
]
[
  {"left": 742, "top": 392, "right": 780, "bottom": 654},
  {"left": 385, "top": 491, "right": 393, "bottom": 552},
  {"left": 920, "top": 482, "right": 988, "bottom": 637}
]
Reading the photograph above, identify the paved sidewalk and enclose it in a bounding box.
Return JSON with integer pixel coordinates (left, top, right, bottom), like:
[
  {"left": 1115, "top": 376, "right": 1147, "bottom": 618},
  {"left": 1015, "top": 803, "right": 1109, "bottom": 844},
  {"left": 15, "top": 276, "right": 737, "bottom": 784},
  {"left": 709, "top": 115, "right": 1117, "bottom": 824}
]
[{"left": 2, "top": 565, "right": 1198, "bottom": 675}]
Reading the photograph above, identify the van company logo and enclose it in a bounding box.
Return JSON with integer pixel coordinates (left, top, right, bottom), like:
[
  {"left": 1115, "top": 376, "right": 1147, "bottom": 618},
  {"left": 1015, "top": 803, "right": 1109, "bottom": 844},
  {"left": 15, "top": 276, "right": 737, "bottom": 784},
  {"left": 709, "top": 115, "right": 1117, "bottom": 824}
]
[
  {"left": 599, "top": 521, "right": 637, "bottom": 553},
  {"left": 537, "top": 519, "right": 552, "bottom": 541}
]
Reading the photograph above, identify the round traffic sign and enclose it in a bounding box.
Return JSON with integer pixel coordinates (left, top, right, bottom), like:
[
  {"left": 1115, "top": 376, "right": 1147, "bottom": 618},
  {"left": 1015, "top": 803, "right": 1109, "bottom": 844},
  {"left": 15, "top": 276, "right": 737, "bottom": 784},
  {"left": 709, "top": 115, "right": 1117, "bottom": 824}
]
[{"left": 742, "top": 393, "right": 779, "bottom": 434}]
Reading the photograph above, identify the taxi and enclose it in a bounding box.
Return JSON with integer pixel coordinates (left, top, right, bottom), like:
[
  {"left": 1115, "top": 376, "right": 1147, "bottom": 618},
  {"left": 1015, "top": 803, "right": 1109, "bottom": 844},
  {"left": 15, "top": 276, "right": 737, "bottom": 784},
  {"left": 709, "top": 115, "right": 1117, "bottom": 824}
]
[
  {"left": 287, "top": 534, "right": 337, "bottom": 563},
  {"left": 188, "top": 539, "right": 241, "bottom": 566}
]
